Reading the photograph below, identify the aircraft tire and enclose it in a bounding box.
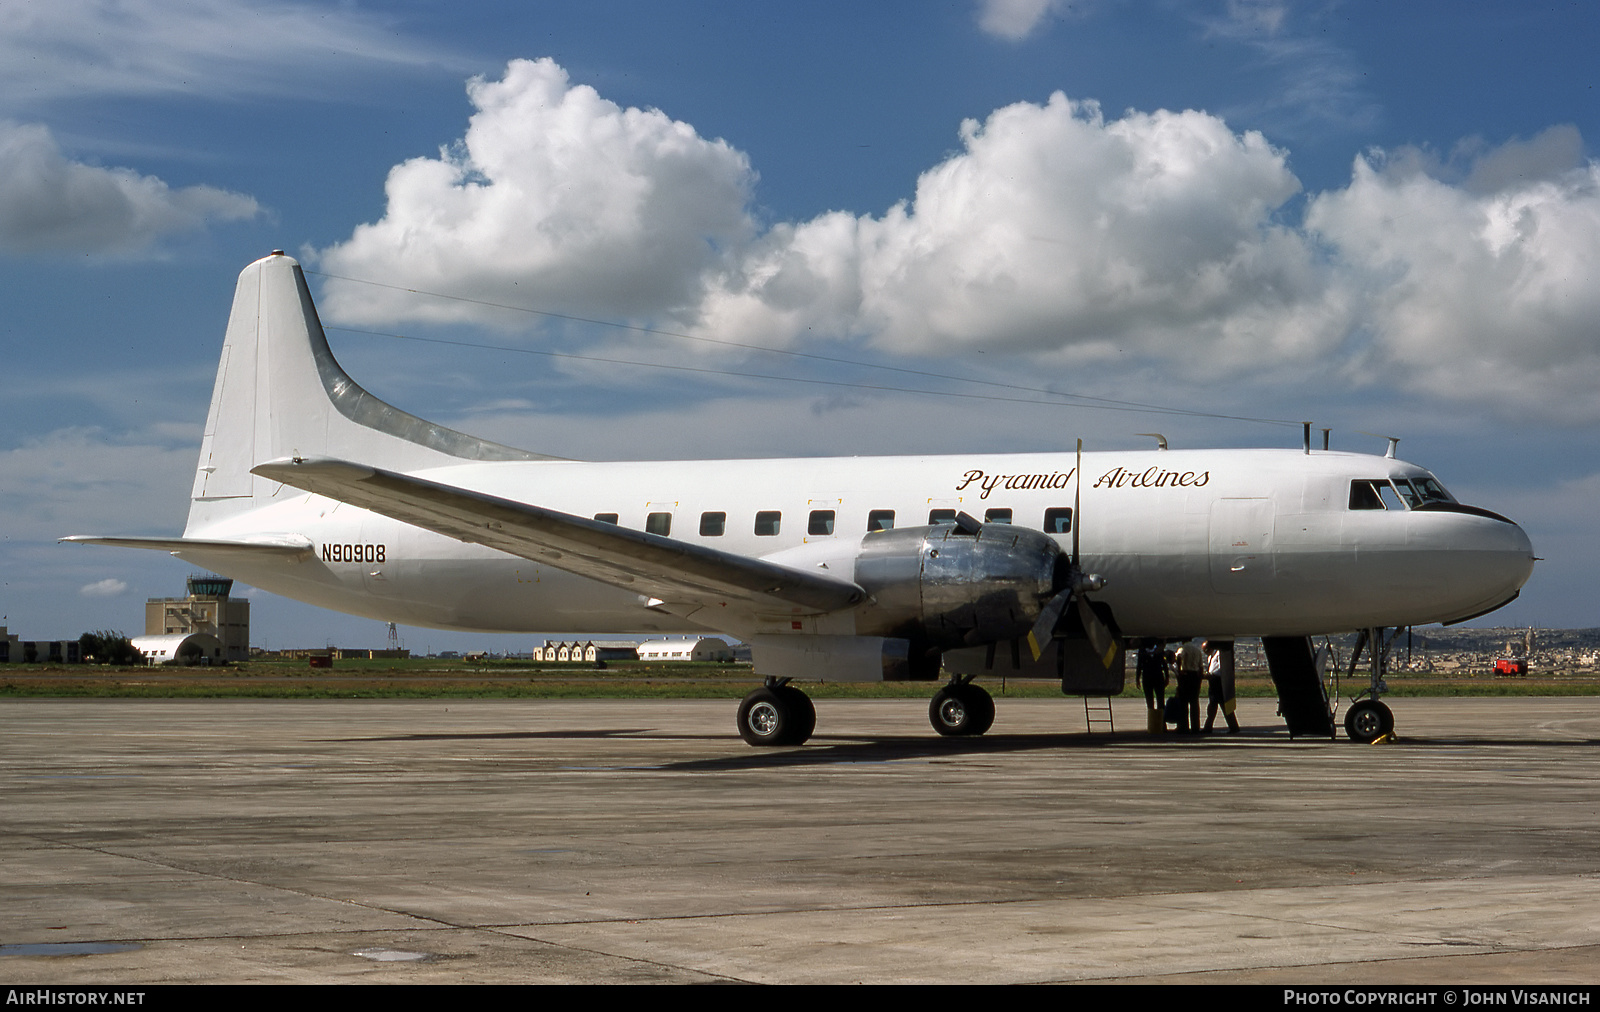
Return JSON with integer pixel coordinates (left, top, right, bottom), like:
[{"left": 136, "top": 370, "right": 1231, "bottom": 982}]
[
  {"left": 737, "top": 686, "right": 812, "bottom": 746},
  {"left": 1344, "top": 699, "right": 1394, "bottom": 743},
  {"left": 929, "top": 682, "right": 995, "bottom": 737},
  {"left": 779, "top": 685, "right": 816, "bottom": 744}
]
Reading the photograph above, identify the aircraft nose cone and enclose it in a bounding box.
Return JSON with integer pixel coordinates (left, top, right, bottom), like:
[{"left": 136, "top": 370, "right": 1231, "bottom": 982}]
[
  {"left": 1502, "top": 518, "right": 1536, "bottom": 587},
  {"left": 1468, "top": 514, "right": 1536, "bottom": 612}
]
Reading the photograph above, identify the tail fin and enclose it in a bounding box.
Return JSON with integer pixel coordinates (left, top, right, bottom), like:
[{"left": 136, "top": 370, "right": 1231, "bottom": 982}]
[{"left": 185, "top": 252, "right": 554, "bottom": 534}]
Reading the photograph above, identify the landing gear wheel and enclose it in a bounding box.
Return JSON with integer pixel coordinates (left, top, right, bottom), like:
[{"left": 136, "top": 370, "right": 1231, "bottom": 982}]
[
  {"left": 778, "top": 685, "right": 815, "bottom": 743},
  {"left": 1344, "top": 699, "right": 1394, "bottom": 743},
  {"left": 929, "top": 682, "right": 995, "bottom": 737},
  {"left": 737, "top": 685, "right": 814, "bottom": 746}
]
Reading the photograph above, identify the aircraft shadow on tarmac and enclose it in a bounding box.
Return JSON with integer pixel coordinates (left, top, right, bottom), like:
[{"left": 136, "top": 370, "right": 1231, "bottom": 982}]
[
  {"left": 657, "top": 731, "right": 1315, "bottom": 771},
  {"left": 331, "top": 729, "right": 658, "bottom": 741},
  {"left": 326, "top": 726, "right": 1600, "bottom": 773},
  {"left": 327, "top": 727, "right": 1335, "bottom": 771}
]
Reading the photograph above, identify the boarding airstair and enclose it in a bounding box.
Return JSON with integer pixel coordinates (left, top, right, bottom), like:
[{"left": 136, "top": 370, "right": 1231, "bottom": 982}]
[{"left": 1262, "top": 636, "right": 1337, "bottom": 738}]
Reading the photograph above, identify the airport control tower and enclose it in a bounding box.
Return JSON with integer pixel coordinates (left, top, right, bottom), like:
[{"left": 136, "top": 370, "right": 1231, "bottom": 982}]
[{"left": 145, "top": 574, "right": 250, "bottom": 662}]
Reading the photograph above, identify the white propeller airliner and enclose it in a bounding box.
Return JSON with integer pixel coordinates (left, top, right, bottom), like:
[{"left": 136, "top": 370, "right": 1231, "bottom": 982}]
[{"left": 66, "top": 253, "right": 1535, "bottom": 745}]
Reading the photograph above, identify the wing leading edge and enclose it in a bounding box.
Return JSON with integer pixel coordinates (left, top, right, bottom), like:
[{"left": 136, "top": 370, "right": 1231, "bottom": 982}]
[{"left": 250, "top": 456, "right": 866, "bottom": 617}]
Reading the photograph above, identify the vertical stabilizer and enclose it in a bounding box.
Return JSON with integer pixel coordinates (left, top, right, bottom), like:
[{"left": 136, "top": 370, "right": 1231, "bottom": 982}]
[{"left": 185, "top": 252, "right": 552, "bottom": 534}]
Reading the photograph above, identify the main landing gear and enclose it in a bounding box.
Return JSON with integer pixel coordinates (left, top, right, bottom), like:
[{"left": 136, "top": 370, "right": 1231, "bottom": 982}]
[
  {"left": 735, "top": 675, "right": 998, "bottom": 746},
  {"left": 736, "top": 678, "right": 816, "bottom": 746},
  {"left": 928, "top": 676, "right": 995, "bottom": 737}
]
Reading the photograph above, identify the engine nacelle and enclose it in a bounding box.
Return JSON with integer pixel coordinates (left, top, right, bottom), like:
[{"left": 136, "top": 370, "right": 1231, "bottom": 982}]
[{"left": 851, "top": 522, "right": 1063, "bottom": 650}]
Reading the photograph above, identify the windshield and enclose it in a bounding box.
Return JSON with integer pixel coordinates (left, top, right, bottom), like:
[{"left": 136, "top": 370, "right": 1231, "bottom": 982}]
[
  {"left": 1349, "top": 476, "right": 1459, "bottom": 511},
  {"left": 1408, "top": 476, "right": 1456, "bottom": 503}
]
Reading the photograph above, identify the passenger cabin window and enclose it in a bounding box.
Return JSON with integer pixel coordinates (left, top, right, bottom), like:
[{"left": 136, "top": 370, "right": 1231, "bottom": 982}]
[
  {"left": 928, "top": 508, "right": 957, "bottom": 524},
  {"left": 1043, "top": 507, "right": 1073, "bottom": 534},
  {"left": 594, "top": 513, "right": 619, "bottom": 525},
  {"left": 984, "top": 508, "right": 1013, "bottom": 524},
  {"left": 646, "top": 512, "right": 672, "bottom": 536},
  {"left": 699, "top": 512, "right": 726, "bottom": 537},
  {"left": 867, "top": 509, "right": 895, "bottom": 532},
  {"left": 808, "top": 510, "right": 836, "bottom": 536},
  {"left": 755, "top": 511, "right": 781, "bottom": 536}
]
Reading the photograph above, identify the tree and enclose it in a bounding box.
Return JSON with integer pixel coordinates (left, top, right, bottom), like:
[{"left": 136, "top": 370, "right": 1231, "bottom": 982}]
[{"left": 78, "top": 630, "right": 139, "bottom": 665}]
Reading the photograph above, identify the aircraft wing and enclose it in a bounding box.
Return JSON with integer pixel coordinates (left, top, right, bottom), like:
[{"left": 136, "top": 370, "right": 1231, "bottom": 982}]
[{"left": 251, "top": 456, "right": 865, "bottom": 615}]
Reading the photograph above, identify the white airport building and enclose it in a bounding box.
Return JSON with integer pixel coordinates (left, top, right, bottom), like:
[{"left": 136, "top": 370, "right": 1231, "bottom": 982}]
[{"left": 636, "top": 637, "right": 735, "bottom": 663}]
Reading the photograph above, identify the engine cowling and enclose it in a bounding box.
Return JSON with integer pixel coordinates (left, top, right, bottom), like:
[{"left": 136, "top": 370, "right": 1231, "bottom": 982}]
[{"left": 851, "top": 521, "right": 1064, "bottom": 651}]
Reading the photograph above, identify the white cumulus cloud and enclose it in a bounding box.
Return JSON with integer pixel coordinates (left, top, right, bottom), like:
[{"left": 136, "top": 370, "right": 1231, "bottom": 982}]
[
  {"left": 0, "top": 122, "right": 260, "bottom": 255},
  {"left": 313, "top": 58, "right": 1600, "bottom": 423},
  {"left": 318, "top": 58, "right": 755, "bottom": 325},
  {"left": 693, "top": 94, "right": 1339, "bottom": 368},
  {"left": 1307, "top": 139, "right": 1600, "bottom": 421},
  {"left": 80, "top": 578, "right": 128, "bottom": 597}
]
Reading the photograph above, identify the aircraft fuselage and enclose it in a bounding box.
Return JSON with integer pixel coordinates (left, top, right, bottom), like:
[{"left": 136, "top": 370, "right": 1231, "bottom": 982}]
[{"left": 180, "top": 447, "right": 1533, "bottom": 640}]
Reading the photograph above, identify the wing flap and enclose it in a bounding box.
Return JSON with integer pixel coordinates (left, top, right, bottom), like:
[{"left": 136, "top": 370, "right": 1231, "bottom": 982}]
[{"left": 251, "top": 456, "right": 865, "bottom": 614}]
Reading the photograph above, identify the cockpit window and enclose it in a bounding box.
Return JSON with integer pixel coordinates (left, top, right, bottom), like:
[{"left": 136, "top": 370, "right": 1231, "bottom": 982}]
[
  {"left": 1350, "top": 476, "right": 1459, "bottom": 511},
  {"left": 1392, "top": 480, "right": 1423, "bottom": 509},
  {"left": 1349, "top": 480, "right": 1386, "bottom": 510},
  {"left": 1410, "top": 476, "right": 1456, "bottom": 503}
]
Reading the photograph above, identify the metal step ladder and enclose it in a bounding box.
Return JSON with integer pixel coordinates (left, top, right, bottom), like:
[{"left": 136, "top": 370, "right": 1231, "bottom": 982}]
[{"left": 1083, "top": 696, "right": 1115, "bottom": 733}]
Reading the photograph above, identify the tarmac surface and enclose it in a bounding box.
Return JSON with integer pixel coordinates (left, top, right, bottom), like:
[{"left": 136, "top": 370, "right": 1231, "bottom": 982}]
[{"left": 3, "top": 695, "right": 1598, "bottom": 984}]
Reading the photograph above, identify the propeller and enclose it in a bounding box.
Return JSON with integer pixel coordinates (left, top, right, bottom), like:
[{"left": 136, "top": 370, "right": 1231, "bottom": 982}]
[{"left": 1025, "top": 439, "right": 1119, "bottom": 667}]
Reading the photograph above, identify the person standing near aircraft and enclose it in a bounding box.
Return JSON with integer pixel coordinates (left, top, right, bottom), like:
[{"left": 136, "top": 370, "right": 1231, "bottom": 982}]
[
  {"left": 1175, "top": 639, "right": 1204, "bottom": 734},
  {"left": 1136, "top": 639, "right": 1168, "bottom": 733},
  {"left": 1203, "top": 640, "right": 1241, "bottom": 734}
]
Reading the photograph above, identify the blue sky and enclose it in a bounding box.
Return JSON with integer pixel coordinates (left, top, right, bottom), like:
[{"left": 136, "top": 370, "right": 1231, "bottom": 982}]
[{"left": 3, "top": 0, "right": 1597, "bottom": 652}]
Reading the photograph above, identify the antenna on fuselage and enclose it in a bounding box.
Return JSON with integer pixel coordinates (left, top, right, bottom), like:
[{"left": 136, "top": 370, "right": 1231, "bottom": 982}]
[
  {"left": 1356, "top": 431, "right": 1401, "bottom": 458},
  {"left": 1135, "top": 433, "right": 1168, "bottom": 450}
]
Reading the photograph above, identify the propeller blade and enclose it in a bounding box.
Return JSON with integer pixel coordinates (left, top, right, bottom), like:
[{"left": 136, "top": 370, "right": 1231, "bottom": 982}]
[
  {"left": 1026, "top": 587, "right": 1072, "bottom": 660},
  {"left": 1075, "top": 593, "right": 1119, "bottom": 669}
]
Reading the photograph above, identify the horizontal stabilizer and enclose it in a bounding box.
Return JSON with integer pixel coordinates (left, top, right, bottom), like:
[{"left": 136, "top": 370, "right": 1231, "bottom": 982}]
[
  {"left": 61, "top": 534, "right": 315, "bottom": 556},
  {"left": 251, "top": 456, "right": 866, "bottom": 615}
]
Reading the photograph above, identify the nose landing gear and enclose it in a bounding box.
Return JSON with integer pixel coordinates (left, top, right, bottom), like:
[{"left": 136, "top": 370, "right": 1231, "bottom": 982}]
[
  {"left": 1341, "top": 626, "right": 1399, "bottom": 743},
  {"left": 1343, "top": 697, "right": 1394, "bottom": 744}
]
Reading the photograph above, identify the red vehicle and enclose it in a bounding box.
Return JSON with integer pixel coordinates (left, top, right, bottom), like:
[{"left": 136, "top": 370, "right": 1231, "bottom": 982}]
[{"left": 1494, "top": 658, "right": 1527, "bottom": 676}]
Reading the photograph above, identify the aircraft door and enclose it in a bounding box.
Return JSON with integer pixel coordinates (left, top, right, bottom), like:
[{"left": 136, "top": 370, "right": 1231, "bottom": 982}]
[{"left": 1208, "top": 497, "right": 1276, "bottom": 593}]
